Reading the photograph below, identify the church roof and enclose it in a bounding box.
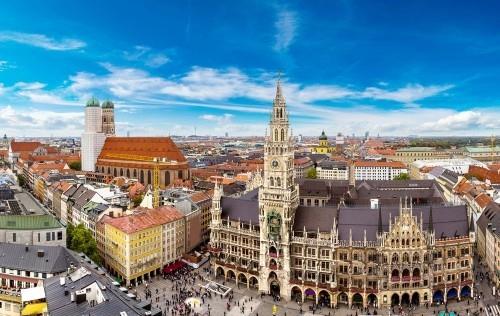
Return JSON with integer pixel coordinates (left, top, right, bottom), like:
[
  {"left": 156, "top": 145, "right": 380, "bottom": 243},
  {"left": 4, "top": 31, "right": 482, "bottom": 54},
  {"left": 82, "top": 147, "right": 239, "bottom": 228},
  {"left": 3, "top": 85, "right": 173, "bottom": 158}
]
[
  {"left": 319, "top": 130, "right": 328, "bottom": 140},
  {"left": 101, "top": 100, "right": 114, "bottom": 108},
  {"left": 86, "top": 96, "right": 100, "bottom": 107},
  {"left": 98, "top": 137, "right": 187, "bottom": 162}
]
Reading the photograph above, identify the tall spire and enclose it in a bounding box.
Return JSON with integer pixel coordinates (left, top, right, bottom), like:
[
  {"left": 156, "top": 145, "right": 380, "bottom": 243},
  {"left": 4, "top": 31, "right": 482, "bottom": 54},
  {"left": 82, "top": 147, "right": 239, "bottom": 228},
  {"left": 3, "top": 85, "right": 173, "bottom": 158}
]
[
  {"left": 378, "top": 205, "right": 383, "bottom": 235},
  {"left": 428, "top": 205, "right": 434, "bottom": 233}
]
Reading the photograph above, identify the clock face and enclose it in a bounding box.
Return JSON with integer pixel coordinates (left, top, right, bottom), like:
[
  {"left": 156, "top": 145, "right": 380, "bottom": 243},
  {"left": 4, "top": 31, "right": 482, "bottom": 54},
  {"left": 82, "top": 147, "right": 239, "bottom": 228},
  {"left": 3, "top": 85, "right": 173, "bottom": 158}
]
[{"left": 271, "top": 160, "right": 279, "bottom": 168}]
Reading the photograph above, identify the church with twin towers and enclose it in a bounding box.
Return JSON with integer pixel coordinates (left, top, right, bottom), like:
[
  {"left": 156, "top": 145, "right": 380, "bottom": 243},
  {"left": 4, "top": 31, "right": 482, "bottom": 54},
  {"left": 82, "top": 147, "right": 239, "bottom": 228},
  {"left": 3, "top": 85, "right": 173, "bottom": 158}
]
[{"left": 208, "top": 79, "right": 475, "bottom": 308}]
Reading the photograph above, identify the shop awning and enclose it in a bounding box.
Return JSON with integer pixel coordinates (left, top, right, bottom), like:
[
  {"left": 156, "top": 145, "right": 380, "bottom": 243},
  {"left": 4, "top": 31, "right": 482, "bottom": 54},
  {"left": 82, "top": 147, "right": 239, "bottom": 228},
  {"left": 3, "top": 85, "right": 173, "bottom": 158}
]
[{"left": 21, "top": 302, "right": 48, "bottom": 315}]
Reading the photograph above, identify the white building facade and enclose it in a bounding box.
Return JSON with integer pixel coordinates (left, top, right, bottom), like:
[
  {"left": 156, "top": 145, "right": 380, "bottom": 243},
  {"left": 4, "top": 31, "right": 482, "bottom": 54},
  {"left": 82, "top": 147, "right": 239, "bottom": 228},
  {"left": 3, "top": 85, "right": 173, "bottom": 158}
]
[{"left": 81, "top": 97, "right": 107, "bottom": 172}]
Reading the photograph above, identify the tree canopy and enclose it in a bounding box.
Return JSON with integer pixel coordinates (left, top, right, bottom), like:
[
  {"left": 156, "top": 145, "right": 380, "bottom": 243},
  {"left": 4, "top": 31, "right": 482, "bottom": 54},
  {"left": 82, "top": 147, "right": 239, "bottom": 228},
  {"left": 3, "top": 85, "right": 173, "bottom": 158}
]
[
  {"left": 306, "top": 168, "right": 317, "bottom": 179},
  {"left": 394, "top": 173, "right": 410, "bottom": 180},
  {"left": 67, "top": 223, "right": 100, "bottom": 265}
]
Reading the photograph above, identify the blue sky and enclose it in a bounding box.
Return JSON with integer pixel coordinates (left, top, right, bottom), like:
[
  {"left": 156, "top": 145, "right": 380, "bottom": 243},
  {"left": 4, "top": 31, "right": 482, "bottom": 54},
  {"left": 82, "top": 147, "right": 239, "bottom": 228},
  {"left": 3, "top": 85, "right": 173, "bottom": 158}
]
[{"left": 0, "top": 1, "right": 499, "bottom": 137}]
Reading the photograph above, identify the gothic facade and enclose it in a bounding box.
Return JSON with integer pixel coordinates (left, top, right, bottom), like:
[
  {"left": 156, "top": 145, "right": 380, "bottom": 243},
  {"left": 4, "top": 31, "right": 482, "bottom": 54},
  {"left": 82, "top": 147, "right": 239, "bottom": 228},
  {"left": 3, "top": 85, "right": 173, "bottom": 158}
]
[{"left": 209, "top": 81, "right": 475, "bottom": 308}]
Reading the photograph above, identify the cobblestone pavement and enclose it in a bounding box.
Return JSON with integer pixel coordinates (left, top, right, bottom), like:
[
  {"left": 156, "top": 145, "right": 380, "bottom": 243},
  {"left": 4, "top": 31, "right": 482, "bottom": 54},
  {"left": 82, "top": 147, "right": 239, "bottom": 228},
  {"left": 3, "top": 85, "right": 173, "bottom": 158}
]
[{"left": 130, "top": 261, "right": 495, "bottom": 316}]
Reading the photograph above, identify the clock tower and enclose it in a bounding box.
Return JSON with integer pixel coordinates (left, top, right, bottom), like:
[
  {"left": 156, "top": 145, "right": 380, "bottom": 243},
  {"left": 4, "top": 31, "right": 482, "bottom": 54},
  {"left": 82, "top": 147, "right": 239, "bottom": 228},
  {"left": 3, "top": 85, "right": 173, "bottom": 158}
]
[{"left": 258, "top": 78, "right": 299, "bottom": 299}]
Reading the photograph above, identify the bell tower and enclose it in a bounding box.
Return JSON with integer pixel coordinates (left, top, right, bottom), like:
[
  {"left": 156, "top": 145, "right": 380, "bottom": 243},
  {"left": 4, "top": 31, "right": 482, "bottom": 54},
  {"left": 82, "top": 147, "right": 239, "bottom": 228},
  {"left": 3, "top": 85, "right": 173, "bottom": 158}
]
[{"left": 258, "top": 77, "right": 299, "bottom": 299}]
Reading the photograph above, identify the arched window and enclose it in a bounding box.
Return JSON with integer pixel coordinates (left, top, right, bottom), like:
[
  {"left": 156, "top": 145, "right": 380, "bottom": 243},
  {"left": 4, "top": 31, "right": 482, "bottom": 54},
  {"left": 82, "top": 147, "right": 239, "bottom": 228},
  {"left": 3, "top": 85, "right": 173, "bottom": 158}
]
[
  {"left": 270, "top": 177, "right": 274, "bottom": 186},
  {"left": 276, "top": 177, "right": 281, "bottom": 187},
  {"left": 281, "top": 129, "right": 285, "bottom": 141},
  {"left": 165, "top": 171, "right": 171, "bottom": 186},
  {"left": 120, "top": 168, "right": 123, "bottom": 176},
  {"left": 275, "top": 129, "right": 278, "bottom": 141}
]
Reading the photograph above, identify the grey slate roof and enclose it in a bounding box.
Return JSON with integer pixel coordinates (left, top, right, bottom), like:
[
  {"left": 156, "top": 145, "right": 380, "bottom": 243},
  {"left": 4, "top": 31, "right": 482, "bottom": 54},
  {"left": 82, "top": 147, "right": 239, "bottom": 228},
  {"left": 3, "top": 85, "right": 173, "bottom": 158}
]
[
  {"left": 44, "top": 270, "right": 141, "bottom": 316},
  {"left": 0, "top": 243, "right": 76, "bottom": 273},
  {"left": 337, "top": 205, "right": 469, "bottom": 241},
  {"left": 477, "top": 202, "right": 500, "bottom": 237},
  {"left": 221, "top": 189, "right": 259, "bottom": 224},
  {"left": 293, "top": 206, "right": 337, "bottom": 232}
]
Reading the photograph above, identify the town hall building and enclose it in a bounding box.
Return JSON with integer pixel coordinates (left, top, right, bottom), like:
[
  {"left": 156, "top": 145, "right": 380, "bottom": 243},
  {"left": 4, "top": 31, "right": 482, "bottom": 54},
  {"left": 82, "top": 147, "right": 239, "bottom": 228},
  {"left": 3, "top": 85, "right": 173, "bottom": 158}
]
[{"left": 209, "top": 80, "right": 475, "bottom": 308}]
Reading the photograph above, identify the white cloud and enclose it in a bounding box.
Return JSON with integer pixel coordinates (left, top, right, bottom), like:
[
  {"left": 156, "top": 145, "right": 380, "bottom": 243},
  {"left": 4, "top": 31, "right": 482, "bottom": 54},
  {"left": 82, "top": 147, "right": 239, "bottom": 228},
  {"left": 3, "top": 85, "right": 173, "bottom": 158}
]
[
  {"left": 123, "top": 45, "right": 170, "bottom": 68},
  {"left": 0, "top": 31, "right": 85, "bottom": 51},
  {"left": 418, "top": 110, "right": 499, "bottom": 132},
  {"left": 361, "top": 83, "right": 453, "bottom": 103},
  {"left": 0, "top": 105, "right": 83, "bottom": 135},
  {"left": 199, "top": 113, "right": 234, "bottom": 124},
  {"left": 274, "top": 8, "right": 298, "bottom": 52}
]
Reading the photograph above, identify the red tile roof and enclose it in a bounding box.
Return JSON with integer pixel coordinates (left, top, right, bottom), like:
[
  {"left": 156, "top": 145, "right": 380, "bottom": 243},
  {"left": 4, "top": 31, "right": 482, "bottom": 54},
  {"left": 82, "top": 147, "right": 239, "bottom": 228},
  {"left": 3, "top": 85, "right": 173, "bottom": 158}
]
[
  {"left": 105, "top": 206, "right": 184, "bottom": 234},
  {"left": 98, "top": 137, "right": 186, "bottom": 162},
  {"left": 10, "top": 141, "right": 42, "bottom": 152}
]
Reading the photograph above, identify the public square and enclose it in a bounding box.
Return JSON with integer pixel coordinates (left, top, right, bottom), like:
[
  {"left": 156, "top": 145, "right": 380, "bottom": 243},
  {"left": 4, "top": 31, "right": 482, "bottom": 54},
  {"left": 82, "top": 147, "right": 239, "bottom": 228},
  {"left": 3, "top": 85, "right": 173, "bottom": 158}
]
[{"left": 128, "top": 259, "right": 497, "bottom": 316}]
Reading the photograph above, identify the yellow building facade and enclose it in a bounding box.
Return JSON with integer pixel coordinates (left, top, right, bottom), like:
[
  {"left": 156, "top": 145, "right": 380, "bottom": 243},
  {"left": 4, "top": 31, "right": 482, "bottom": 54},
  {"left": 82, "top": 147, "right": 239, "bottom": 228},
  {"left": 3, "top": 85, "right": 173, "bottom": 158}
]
[
  {"left": 312, "top": 131, "right": 335, "bottom": 154},
  {"left": 102, "top": 207, "right": 184, "bottom": 286}
]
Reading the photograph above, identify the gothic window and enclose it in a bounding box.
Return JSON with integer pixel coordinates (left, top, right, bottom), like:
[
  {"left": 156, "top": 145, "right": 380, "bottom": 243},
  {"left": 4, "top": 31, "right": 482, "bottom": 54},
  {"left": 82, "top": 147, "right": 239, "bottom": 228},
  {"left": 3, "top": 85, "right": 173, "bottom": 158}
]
[
  {"left": 413, "top": 253, "right": 419, "bottom": 262},
  {"left": 276, "top": 177, "right": 281, "bottom": 187},
  {"left": 270, "top": 177, "right": 274, "bottom": 186},
  {"left": 275, "top": 129, "right": 279, "bottom": 141},
  {"left": 392, "top": 253, "right": 399, "bottom": 263},
  {"left": 403, "top": 252, "right": 409, "bottom": 263},
  {"left": 281, "top": 129, "right": 285, "bottom": 141},
  {"left": 165, "top": 171, "right": 171, "bottom": 186}
]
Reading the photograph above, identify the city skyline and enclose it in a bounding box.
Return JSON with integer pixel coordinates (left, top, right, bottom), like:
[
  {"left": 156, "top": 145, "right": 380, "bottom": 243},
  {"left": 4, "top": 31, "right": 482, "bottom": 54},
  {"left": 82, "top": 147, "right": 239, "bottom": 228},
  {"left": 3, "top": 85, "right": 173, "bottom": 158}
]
[{"left": 1, "top": 1, "right": 500, "bottom": 137}]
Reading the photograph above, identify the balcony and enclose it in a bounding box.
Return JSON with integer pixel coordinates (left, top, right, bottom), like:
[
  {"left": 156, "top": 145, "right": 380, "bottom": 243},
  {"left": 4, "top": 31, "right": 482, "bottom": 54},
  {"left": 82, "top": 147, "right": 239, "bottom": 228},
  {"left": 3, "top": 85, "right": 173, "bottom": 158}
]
[
  {"left": 402, "top": 276, "right": 411, "bottom": 282},
  {"left": 269, "top": 264, "right": 277, "bottom": 270},
  {"left": 269, "top": 252, "right": 278, "bottom": 258},
  {"left": 412, "top": 276, "right": 421, "bottom": 281},
  {"left": 391, "top": 276, "right": 400, "bottom": 282}
]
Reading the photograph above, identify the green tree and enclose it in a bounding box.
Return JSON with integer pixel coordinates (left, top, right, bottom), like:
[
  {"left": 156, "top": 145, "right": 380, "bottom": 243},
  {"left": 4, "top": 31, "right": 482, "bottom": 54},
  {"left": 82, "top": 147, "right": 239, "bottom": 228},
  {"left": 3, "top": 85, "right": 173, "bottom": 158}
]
[
  {"left": 306, "top": 168, "right": 317, "bottom": 179},
  {"left": 17, "top": 174, "right": 26, "bottom": 187},
  {"left": 69, "top": 161, "right": 81, "bottom": 171},
  {"left": 132, "top": 194, "right": 143, "bottom": 207},
  {"left": 394, "top": 173, "right": 410, "bottom": 180},
  {"left": 67, "top": 223, "right": 101, "bottom": 265}
]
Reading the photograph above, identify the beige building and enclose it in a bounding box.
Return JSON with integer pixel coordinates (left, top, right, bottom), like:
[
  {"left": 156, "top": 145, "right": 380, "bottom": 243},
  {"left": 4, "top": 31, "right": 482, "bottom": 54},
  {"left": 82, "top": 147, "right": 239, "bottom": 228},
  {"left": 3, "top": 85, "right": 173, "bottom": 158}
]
[
  {"left": 393, "top": 147, "right": 456, "bottom": 165},
  {"left": 476, "top": 202, "right": 500, "bottom": 291},
  {"left": 209, "top": 81, "right": 475, "bottom": 308}
]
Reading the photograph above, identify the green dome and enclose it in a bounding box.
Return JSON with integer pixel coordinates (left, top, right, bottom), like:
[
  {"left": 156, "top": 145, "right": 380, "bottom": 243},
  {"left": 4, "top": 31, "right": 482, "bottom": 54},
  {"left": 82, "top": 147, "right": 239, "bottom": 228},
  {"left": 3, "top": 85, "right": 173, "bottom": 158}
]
[
  {"left": 319, "top": 130, "right": 328, "bottom": 140},
  {"left": 86, "top": 97, "right": 100, "bottom": 107},
  {"left": 102, "top": 100, "right": 115, "bottom": 108}
]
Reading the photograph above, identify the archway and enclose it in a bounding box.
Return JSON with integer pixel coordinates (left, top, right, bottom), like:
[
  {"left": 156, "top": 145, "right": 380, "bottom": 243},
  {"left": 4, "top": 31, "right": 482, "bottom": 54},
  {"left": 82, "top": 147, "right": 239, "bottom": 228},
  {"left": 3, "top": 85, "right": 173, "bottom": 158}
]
[
  {"left": 249, "top": 276, "right": 258, "bottom": 289},
  {"left": 226, "top": 270, "right": 236, "bottom": 282},
  {"left": 338, "top": 292, "right": 348, "bottom": 306},
  {"left": 352, "top": 293, "right": 363, "bottom": 307},
  {"left": 447, "top": 288, "right": 458, "bottom": 301},
  {"left": 147, "top": 170, "right": 151, "bottom": 185},
  {"left": 391, "top": 293, "right": 400, "bottom": 306},
  {"left": 401, "top": 293, "right": 410, "bottom": 305},
  {"left": 411, "top": 292, "right": 420, "bottom": 306},
  {"left": 140, "top": 170, "right": 144, "bottom": 183},
  {"left": 460, "top": 286, "right": 471, "bottom": 298},
  {"left": 270, "top": 280, "right": 280, "bottom": 296},
  {"left": 291, "top": 286, "right": 302, "bottom": 302},
  {"left": 318, "top": 290, "right": 331, "bottom": 307},
  {"left": 304, "top": 288, "right": 316, "bottom": 302},
  {"left": 402, "top": 269, "right": 410, "bottom": 277},
  {"left": 216, "top": 267, "right": 224, "bottom": 278},
  {"left": 164, "top": 171, "right": 171, "bottom": 186},
  {"left": 413, "top": 268, "right": 420, "bottom": 279},
  {"left": 269, "top": 246, "right": 278, "bottom": 258},
  {"left": 238, "top": 273, "right": 247, "bottom": 286},
  {"left": 392, "top": 269, "right": 400, "bottom": 281},
  {"left": 433, "top": 290, "right": 444, "bottom": 304},
  {"left": 367, "top": 294, "right": 377, "bottom": 306}
]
